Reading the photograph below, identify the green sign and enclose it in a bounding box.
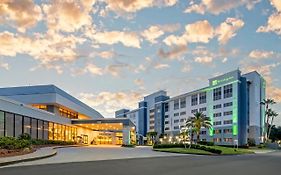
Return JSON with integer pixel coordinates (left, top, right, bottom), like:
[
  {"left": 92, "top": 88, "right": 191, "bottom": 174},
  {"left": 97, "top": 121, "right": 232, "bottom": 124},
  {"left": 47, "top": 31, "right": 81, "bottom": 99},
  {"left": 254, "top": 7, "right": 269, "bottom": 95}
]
[{"left": 212, "top": 76, "right": 234, "bottom": 86}]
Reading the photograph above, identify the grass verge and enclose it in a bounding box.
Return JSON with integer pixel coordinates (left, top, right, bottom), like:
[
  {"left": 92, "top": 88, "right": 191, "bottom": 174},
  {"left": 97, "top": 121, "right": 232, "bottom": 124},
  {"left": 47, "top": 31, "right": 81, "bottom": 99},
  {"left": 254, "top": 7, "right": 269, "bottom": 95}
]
[{"left": 154, "top": 148, "right": 212, "bottom": 155}]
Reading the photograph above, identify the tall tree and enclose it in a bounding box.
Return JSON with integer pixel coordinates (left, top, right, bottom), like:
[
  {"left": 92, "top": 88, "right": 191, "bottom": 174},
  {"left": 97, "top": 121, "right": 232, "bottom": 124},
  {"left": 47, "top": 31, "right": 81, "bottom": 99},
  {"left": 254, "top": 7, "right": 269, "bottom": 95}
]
[
  {"left": 267, "top": 109, "right": 279, "bottom": 142},
  {"left": 185, "top": 112, "right": 212, "bottom": 144}
]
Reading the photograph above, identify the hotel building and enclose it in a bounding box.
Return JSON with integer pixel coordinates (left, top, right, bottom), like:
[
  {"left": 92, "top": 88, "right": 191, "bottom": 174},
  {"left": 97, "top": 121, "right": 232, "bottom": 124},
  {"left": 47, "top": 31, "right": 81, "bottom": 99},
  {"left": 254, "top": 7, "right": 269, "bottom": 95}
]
[
  {"left": 116, "top": 70, "right": 266, "bottom": 146},
  {"left": 0, "top": 85, "right": 136, "bottom": 145}
]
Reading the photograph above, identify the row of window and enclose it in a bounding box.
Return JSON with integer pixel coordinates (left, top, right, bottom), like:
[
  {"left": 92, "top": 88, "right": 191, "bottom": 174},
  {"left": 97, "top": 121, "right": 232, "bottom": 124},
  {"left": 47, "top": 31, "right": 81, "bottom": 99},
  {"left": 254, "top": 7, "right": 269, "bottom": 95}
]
[
  {"left": 213, "top": 111, "right": 233, "bottom": 117},
  {"left": 213, "top": 102, "right": 233, "bottom": 109},
  {"left": 173, "top": 97, "right": 187, "bottom": 110},
  {"left": 191, "top": 92, "right": 207, "bottom": 106},
  {"left": 213, "top": 84, "right": 233, "bottom": 101},
  {"left": 0, "top": 110, "right": 77, "bottom": 141},
  {"left": 173, "top": 111, "right": 186, "bottom": 117},
  {"left": 213, "top": 138, "right": 233, "bottom": 143},
  {"left": 214, "top": 129, "right": 233, "bottom": 134},
  {"left": 213, "top": 120, "right": 233, "bottom": 126}
]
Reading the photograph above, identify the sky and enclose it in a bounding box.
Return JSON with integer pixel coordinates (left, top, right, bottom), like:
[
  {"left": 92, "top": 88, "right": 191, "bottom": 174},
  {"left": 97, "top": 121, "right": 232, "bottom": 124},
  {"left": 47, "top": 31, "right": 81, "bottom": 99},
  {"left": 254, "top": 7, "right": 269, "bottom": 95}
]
[{"left": 0, "top": 0, "right": 281, "bottom": 125}]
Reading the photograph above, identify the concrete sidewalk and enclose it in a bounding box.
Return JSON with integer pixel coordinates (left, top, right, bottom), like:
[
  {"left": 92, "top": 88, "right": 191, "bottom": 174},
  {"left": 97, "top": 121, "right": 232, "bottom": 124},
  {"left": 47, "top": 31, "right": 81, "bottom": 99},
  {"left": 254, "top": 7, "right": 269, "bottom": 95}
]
[{"left": 0, "top": 147, "right": 57, "bottom": 166}]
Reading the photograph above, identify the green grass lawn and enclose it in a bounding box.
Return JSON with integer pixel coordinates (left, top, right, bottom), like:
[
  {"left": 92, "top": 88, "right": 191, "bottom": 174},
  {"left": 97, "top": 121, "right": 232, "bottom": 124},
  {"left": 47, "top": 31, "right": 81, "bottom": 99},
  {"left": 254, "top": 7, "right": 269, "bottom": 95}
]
[
  {"left": 154, "top": 145, "right": 254, "bottom": 155},
  {"left": 154, "top": 148, "right": 212, "bottom": 155}
]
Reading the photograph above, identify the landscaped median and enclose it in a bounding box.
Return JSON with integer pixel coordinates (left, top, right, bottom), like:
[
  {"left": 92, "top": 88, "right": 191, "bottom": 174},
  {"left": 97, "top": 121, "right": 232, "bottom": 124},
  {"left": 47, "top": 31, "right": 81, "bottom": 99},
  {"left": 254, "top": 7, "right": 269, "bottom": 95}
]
[{"left": 153, "top": 143, "right": 255, "bottom": 155}]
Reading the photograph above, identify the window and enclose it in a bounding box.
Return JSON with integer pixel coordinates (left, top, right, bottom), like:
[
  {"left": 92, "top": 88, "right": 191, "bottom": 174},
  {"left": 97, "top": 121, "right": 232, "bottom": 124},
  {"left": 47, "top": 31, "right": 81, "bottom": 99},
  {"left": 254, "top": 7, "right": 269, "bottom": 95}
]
[
  {"left": 165, "top": 115, "right": 169, "bottom": 118},
  {"left": 164, "top": 103, "right": 169, "bottom": 112},
  {"left": 213, "top": 121, "right": 221, "bottom": 126},
  {"left": 174, "top": 126, "right": 179, "bottom": 130},
  {"left": 149, "top": 126, "right": 154, "bottom": 130},
  {"left": 180, "top": 111, "right": 186, "bottom": 116},
  {"left": 149, "top": 121, "right": 154, "bottom": 124},
  {"left": 31, "top": 118, "right": 38, "bottom": 139},
  {"left": 213, "top": 104, "right": 222, "bottom": 109},
  {"left": 43, "top": 121, "right": 49, "bottom": 140},
  {"left": 0, "top": 111, "right": 4, "bottom": 136},
  {"left": 165, "top": 121, "right": 169, "bottom": 124},
  {"left": 38, "top": 120, "right": 44, "bottom": 140},
  {"left": 59, "top": 108, "right": 78, "bottom": 119},
  {"left": 199, "top": 107, "right": 206, "bottom": 112},
  {"left": 214, "top": 129, "right": 221, "bottom": 134},
  {"left": 23, "top": 117, "right": 31, "bottom": 135},
  {"left": 213, "top": 113, "right": 222, "bottom": 118},
  {"left": 48, "top": 122, "right": 54, "bottom": 140},
  {"left": 201, "top": 131, "right": 207, "bottom": 135},
  {"left": 191, "top": 94, "right": 198, "bottom": 106},
  {"left": 180, "top": 118, "right": 185, "bottom": 122},
  {"left": 165, "top": 127, "right": 170, "bottom": 131},
  {"left": 14, "top": 114, "right": 23, "bottom": 138},
  {"left": 180, "top": 98, "right": 186, "bottom": 108},
  {"left": 224, "top": 111, "right": 233, "bottom": 116},
  {"left": 224, "top": 84, "right": 233, "bottom": 98},
  {"left": 174, "top": 119, "right": 179, "bottom": 123},
  {"left": 224, "top": 102, "right": 233, "bottom": 107},
  {"left": 224, "top": 138, "right": 233, "bottom": 142},
  {"left": 5, "top": 112, "right": 14, "bottom": 137},
  {"left": 174, "top": 113, "right": 179, "bottom": 117},
  {"left": 174, "top": 100, "right": 179, "bottom": 110},
  {"left": 213, "top": 87, "right": 222, "bottom": 101},
  {"left": 213, "top": 138, "right": 221, "bottom": 142},
  {"left": 191, "top": 109, "right": 198, "bottom": 114},
  {"left": 199, "top": 92, "right": 207, "bottom": 104},
  {"left": 223, "top": 129, "right": 232, "bottom": 134},
  {"left": 224, "top": 120, "right": 233, "bottom": 125}
]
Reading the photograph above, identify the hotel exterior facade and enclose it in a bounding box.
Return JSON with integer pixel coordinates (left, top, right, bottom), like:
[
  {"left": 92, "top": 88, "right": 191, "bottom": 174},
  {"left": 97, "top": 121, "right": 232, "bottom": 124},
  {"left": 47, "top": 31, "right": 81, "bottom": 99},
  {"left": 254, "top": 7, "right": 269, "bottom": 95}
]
[
  {"left": 0, "top": 85, "right": 136, "bottom": 145},
  {"left": 116, "top": 70, "right": 266, "bottom": 146}
]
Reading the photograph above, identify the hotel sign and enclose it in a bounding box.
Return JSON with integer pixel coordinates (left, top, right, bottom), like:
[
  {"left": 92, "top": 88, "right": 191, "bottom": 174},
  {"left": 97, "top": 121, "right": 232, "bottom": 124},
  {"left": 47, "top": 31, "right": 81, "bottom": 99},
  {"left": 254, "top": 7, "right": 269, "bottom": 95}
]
[{"left": 211, "top": 76, "right": 235, "bottom": 86}]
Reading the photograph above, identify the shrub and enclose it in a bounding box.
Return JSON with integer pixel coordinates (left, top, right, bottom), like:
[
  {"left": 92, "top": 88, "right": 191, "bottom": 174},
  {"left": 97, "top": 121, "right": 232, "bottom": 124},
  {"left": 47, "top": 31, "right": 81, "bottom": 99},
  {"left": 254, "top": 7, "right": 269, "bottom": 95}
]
[
  {"left": 30, "top": 139, "right": 76, "bottom": 145},
  {"left": 121, "top": 144, "right": 136, "bottom": 148},
  {"left": 198, "top": 141, "right": 214, "bottom": 146},
  {"left": 0, "top": 137, "right": 31, "bottom": 150},
  {"left": 18, "top": 133, "right": 31, "bottom": 141},
  {"left": 248, "top": 138, "right": 256, "bottom": 147}
]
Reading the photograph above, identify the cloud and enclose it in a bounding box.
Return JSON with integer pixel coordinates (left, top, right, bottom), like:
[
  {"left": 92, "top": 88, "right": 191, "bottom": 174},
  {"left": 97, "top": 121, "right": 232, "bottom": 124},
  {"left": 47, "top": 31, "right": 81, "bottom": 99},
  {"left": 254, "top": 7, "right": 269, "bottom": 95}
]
[
  {"left": 91, "top": 31, "right": 141, "bottom": 48},
  {"left": 184, "top": 0, "right": 261, "bottom": 15},
  {"left": 79, "top": 91, "right": 143, "bottom": 116},
  {"left": 257, "top": 0, "right": 281, "bottom": 35},
  {"left": 103, "top": 0, "right": 177, "bottom": 16},
  {"left": 249, "top": 50, "right": 275, "bottom": 59},
  {"left": 157, "top": 45, "right": 188, "bottom": 60},
  {"left": 0, "top": 62, "right": 9, "bottom": 70},
  {"left": 142, "top": 24, "right": 180, "bottom": 44},
  {"left": 134, "top": 78, "right": 144, "bottom": 87},
  {"left": 42, "top": 0, "right": 95, "bottom": 33},
  {"left": 194, "top": 56, "right": 213, "bottom": 64},
  {"left": 154, "top": 63, "right": 170, "bottom": 69},
  {"left": 0, "top": 0, "right": 42, "bottom": 32},
  {"left": 216, "top": 18, "right": 244, "bottom": 45}
]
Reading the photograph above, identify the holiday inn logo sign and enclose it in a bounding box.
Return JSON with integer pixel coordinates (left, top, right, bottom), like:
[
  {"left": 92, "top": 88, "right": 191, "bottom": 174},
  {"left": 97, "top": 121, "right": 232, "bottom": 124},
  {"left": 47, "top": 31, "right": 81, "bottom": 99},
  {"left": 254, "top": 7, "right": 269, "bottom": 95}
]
[{"left": 212, "top": 76, "right": 235, "bottom": 86}]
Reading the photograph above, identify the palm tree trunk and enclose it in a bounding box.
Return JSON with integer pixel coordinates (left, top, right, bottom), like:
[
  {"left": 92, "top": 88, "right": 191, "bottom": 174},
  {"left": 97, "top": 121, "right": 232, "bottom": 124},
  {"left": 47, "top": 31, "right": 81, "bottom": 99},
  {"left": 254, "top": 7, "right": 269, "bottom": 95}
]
[
  {"left": 196, "top": 131, "right": 200, "bottom": 144},
  {"left": 265, "top": 104, "right": 269, "bottom": 142},
  {"left": 268, "top": 116, "right": 275, "bottom": 142}
]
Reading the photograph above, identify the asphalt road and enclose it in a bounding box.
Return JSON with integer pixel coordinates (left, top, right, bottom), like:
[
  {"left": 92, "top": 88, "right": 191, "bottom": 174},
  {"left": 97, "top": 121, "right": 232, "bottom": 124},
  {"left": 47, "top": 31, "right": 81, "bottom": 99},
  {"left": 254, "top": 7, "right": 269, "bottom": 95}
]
[{"left": 1, "top": 151, "right": 280, "bottom": 175}]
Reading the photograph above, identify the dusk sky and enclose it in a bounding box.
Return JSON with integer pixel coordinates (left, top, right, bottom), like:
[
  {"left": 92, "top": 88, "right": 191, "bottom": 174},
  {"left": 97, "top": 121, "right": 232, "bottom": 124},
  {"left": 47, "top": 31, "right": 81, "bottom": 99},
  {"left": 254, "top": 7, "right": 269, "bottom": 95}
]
[{"left": 0, "top": 0, "right": 281, "bottom": 125}]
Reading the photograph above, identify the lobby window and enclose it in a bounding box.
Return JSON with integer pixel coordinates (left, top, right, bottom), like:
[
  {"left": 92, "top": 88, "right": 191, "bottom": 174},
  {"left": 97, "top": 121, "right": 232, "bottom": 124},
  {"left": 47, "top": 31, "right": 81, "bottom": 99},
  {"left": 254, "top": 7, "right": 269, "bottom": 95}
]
[
  {"left": 180, "top": 97, "right": 186, "bottom": 108},
  {"left": 213, "top": 121, "right": 221, "bottom": 126},
  {"left": 5, "top": 112, "right": 14, "bottom": 137},
  {"left": 224, "top": 111, "right": 233, "bottom": 116},
  {"left": 191, "top": 94, "right": 198, "bottom": 106},
  {"left": 199, "top": 92, "right": 207, "bottom": 104},
  {"left": 199, "top": 107, "right": 206, "bottom": 112},
  {"left": 223, "top": 120, "right": 233, "bottom": 125},
  {"left": 23, "top": 116, "right": 31, "bottom": 135},
  {"left": 213, "top": 112, "right": 222, "bottom": 118},
  {"left": 0, "top": 111, "right": 4, "bottom": 136},
  {"left": 174, "top": 100, "right": 179, "bottom": 110},
  {"left": 224, "top": 84, "right": 233, "bottom": 98},
  {"left": 14, "top": 114, "right": 23, "bottom": 138},
  {"left": 213, "top": 104, "right": 222, "bottom": 109},
  {"left": 224, "top": 102, "right": 233, "bottom": 107},
  {"left": 31, "top": 118, "right": 38, "bottom": 139},
  {"left": 38, "top": 120, "right": 44, "bottom": 140},
  {"left": 43, "top": 121, "right": 49, "bottom": 140},
  {"left": 191, "top": 109, "right": 198, "bottom": 114},
  {"left": 213, "top": 87, "right": 222, "bottom": 101}
]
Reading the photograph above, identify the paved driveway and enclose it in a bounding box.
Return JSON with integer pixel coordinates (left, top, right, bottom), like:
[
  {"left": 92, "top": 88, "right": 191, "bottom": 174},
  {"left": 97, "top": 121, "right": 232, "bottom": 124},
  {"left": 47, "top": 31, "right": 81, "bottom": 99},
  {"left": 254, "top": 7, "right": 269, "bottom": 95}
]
[{"left": 5, "top": 145, "right": 187, "bottom": 167}]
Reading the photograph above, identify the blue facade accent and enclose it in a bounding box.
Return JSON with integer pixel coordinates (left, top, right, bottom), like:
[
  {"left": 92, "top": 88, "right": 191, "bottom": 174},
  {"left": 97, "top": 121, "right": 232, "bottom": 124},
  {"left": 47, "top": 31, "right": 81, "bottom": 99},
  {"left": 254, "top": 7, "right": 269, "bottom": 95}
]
[
  {"left": 238, "top": 77, "right": 248, "bottom": 145},
  {"left": 138, "top": 101, "right": 147, "bottom": 136}
]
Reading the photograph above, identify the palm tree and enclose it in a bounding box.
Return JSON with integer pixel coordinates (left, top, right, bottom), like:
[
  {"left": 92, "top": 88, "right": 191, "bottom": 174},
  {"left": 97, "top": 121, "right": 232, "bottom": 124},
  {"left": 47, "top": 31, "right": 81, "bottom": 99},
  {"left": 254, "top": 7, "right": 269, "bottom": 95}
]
[
  {"left": 261, "top": 98, "right": 276, "bottom": 141},
  {"left": 267, "top": 109, "right": 279, "bottom": 142},
  {"left": 186, "top": 112, "right": 212, "bottom": 144}
]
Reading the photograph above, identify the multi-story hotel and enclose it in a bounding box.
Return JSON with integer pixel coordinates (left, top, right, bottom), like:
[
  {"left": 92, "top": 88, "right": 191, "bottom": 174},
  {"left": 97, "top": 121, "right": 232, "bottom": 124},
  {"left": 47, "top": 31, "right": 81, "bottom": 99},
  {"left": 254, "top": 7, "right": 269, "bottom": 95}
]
[
  {"left": 0, "top": 85, "right": 136, "bottom": 145},
  {"left": 116, "top": 70, "right": 266, "bottom": 146}
]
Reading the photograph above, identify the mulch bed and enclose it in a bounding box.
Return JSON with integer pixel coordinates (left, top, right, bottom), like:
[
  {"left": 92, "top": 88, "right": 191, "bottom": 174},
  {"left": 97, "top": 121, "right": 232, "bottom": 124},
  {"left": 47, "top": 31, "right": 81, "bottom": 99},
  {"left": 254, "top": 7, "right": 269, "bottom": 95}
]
[{"left": 0, "top": 148, "right": 36, "bottom": 158}]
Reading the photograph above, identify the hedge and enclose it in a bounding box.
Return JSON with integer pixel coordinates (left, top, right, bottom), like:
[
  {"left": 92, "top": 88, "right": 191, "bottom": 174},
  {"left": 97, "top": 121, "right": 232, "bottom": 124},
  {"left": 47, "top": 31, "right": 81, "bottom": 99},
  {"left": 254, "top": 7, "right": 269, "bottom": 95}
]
[
  {"left": 153, "top": 143, "right": 222, "bottom": 154},
  {"left": 0, "top": 137, "right": 31, "bottom": 150}
]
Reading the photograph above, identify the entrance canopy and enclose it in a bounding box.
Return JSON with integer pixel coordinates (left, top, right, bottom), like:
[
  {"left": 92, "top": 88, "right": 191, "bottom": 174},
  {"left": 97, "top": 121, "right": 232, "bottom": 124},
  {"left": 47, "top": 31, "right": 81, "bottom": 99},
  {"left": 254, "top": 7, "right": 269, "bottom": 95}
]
[{"left": 71, "top": 118, "right": 135, "bottom": 132}]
